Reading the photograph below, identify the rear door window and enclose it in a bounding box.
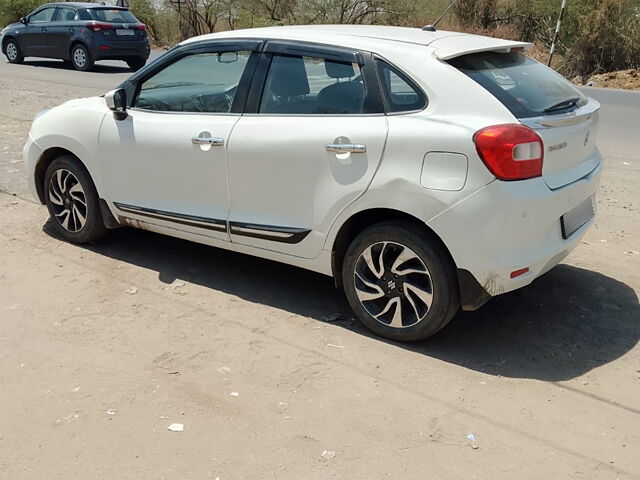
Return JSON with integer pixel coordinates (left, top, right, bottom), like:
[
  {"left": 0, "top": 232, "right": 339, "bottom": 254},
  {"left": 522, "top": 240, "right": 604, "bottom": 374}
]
[
  {"left": 53, "top": 7, "right": 78, "bottom": 22},
  {"left": 448, "top": 52, "right": 587, "bottom": 118},
  {"left": 376, "top": 60, "right": 426, "bottom": 112},
  {"left": 88, "top": 8, "right": 138, "bottom": 23},
  {"left": 259, "top": 54, "right": 366, "bottom": 114}
]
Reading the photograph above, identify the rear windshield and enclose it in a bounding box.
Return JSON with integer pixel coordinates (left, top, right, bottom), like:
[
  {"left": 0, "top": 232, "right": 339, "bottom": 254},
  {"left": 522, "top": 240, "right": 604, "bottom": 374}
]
[
  {"left": 448, "top": 52, "right": 587, "bottom": 118},
  {"left": 86, "top": 8, "right": 137, "bottom": 23}
]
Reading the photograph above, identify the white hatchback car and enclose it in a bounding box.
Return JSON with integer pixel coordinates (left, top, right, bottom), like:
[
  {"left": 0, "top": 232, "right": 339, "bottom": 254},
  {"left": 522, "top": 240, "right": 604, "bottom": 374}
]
[{"left": 24, "top": 25, "right": 602, "bottom": 341}]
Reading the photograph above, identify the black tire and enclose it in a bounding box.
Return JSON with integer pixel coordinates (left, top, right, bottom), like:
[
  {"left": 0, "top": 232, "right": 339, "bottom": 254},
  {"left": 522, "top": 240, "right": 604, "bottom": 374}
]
[
  {"left": 342, "top": 222, "right": 459, "bottom": 342},
  {"left": 5, "top": 38, "right": 24, "bottom": 64},
  {"left": 126, "top": 57, "right": 146, "bottom": 71},
  {"left": 44, "top": 155, "right": 108, "bottom": 244},
  {"left": 70, "top": 43, "right": 94, "bottom": 71}
]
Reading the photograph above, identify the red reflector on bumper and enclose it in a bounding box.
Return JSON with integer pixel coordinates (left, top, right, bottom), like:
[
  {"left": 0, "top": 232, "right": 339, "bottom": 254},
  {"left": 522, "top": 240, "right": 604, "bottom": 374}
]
[
  {"left": 510, "top": 267, "right": 530, "bottom": 279},
  {"left": 98, "top": 45, "right": 110, "bottom": 50}
]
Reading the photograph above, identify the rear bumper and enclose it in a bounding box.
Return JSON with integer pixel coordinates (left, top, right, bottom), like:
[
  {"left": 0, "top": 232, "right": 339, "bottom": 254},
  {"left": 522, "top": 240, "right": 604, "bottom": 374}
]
[
  {"left": 93, "top": 41, "right": 149, "bottom": 60},
  {"left": 430, "top": 154, "right": 603, "bottom": 308}
]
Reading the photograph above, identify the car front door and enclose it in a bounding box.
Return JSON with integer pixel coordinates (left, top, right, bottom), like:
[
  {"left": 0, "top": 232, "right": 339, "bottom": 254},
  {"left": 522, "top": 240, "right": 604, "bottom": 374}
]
[
  {"left": 226, "top": 43, "right": 388, "bottom": 258},
  {"left": 99, "top": 42, "right": 261, "bottom": 242},
  {"left": 21, "top": 7, "right": 56, "bottom": 57}
]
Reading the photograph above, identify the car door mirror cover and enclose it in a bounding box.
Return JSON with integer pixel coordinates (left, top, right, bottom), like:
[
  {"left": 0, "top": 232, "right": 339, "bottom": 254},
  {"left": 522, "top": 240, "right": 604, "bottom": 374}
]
[
  {"left": 105, "top": 88, "right": 128, "bottom": 120},
  {"left": 20, "top": 16, "right": 28, "bottom": 24}
]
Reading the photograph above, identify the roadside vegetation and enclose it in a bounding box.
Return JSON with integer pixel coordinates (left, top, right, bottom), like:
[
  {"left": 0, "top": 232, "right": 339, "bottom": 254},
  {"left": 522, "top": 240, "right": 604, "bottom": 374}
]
[{"left": 2, "top": 0, "right": 639, "bottom": 86}]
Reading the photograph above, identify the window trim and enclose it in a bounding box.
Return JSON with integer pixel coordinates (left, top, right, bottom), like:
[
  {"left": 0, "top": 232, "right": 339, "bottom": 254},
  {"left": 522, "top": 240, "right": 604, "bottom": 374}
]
[
  {"left": 127, "top": 40, "right": 263, "bottom": 115},
  {"left": 244, "top": 42, "right": 385, "bottom": 116},
  {"left": 373, "top": 55, "right": 429, "bottom": 115}
]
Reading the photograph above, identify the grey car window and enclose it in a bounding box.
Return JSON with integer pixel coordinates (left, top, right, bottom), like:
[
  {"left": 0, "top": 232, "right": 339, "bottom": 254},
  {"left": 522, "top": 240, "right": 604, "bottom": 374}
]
[
  {"left": 29, "top": 7, "right": 56, "bottom": 23},
  {"left": 135, "top": 51, "right": 251, "bottom": 113},
  {"left": 53, "top": 7, "right": 78, "bottom": 22}
]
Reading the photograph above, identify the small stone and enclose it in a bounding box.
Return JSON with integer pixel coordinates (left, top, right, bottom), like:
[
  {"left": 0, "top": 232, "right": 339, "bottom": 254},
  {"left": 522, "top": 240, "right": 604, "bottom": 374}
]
[
  {"left": 126, "top": 287, "right": 138, "bottom": 294},
  {"left": 167, "top": 423, "right": 184, "bottom": 432},
  {"left": 321, "top": 450, "right": 336, "bottom": 460}
]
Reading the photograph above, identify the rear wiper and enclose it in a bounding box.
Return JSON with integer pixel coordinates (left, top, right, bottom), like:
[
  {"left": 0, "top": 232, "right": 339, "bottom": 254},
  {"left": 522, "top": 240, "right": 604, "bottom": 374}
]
[{"left": 544, "top": 97, "right": 580, "bottom": 113}]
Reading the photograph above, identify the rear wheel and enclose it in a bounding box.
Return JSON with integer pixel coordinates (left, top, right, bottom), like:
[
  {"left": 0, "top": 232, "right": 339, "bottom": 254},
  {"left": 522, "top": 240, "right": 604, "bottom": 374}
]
[
  {"left": 5, "top": 39, "right": 24, "bottom": 64},
  {"left": 126, "top": 57, "right": 146, "bottom": 71},
  {"left": 342, "top": 222, "right": 459, "bottom": 342},
  {"left": 44, "top": 155, "right": 107, "bottom": 244},
  {"left": 70, "top": 44, "right": 94, "bottom": 71}
]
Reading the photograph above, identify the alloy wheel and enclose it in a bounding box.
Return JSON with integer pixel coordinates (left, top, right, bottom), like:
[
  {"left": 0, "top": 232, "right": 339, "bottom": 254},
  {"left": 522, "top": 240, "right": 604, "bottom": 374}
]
[
  {"left": 48, "top": 169, "right": 87, "bottom": 233},
  {"left": 73, "top": 47, "right": 86, "bottom": 68},
  {"left": 6, "top": 42, "right": 17, "bottom": 61},
  {"left": 353, "top": 241, "right": 434, "bottom": 329}
]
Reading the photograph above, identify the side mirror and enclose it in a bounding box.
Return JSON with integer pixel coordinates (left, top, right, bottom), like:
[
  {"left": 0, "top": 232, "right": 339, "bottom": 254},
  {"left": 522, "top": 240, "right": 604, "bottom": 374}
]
[
  {"left": 218, "top": 51, "right": 238, "bottom": 63},
  {"left": 105, "top": 88, "right": 127, "bottom": 120},
  {"left": 20, "top": 17, "right": 28, "bottom": 25}
]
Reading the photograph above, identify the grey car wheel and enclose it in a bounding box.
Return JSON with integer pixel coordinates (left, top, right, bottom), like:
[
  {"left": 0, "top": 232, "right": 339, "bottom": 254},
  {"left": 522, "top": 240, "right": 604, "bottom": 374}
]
[
  {"left": 70, "top": 44, "right": 94, "bottom": 71},
  {"left": 5, "top": 39, "right": 24, "bottom": 64}
]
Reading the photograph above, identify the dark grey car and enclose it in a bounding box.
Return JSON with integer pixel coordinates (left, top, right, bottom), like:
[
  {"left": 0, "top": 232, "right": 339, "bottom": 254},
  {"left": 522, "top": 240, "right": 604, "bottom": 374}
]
[{"left": 1, "top": 2, "right": 150, "bottom": 71}]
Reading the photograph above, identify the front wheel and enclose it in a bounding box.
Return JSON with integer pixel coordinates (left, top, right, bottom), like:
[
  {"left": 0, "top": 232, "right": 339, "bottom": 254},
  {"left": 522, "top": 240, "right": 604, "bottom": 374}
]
[
  {"left": 44, "top": 155, "right": 107, "bottom": 244},
  {"left": 70, "top": 44, "right": 94, "bottom": 71},
  {"left": 5, "top": 39, "right": 24, "bottom": 64},
  {"left": 342, "top": 222, "right": 459, "bottom": 342},
  {"left": 126, "top": 57, "right": 146, "bottom": 71}
]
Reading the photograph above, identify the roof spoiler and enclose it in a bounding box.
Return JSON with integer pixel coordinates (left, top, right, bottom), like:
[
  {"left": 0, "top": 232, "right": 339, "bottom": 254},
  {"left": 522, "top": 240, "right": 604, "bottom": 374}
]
[{"left": 431, "top": 35, "right": 533, "bottom": 60}]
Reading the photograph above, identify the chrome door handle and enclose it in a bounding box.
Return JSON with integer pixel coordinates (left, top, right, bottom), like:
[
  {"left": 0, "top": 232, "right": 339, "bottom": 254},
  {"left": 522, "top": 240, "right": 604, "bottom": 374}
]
[
  {"left": 325, "top": 144, "right": 366, "bottom": 154},
  {"left": 191, "top": 137, "right": 224, "bottom": 146}
]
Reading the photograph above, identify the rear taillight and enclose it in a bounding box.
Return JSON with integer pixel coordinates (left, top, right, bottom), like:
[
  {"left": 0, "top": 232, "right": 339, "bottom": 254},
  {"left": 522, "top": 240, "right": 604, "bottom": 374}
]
[
  {"left": 87, "top": 22, "right": 113, "bottom": 32},
  {"left": 135, "top": 23, "right": 146, "bottom": 30},
  {"left": 473, "top": 124, "right": 544, "bottom": 181}
]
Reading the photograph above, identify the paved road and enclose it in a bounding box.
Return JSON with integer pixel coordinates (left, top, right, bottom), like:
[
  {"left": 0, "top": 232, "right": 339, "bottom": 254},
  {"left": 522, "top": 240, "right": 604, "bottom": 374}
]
[
  {"left": 0, "top": 56, "right": 638, "bottom": 479},
  {"left": 580, "top": 86, "right": 640, "bottom": 158}
]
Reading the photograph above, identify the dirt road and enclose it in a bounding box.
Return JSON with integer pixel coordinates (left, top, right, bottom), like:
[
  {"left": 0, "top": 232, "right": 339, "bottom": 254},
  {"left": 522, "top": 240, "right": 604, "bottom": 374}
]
[{"left": 1, "top": 56, "right": 639, "bottom": 479}]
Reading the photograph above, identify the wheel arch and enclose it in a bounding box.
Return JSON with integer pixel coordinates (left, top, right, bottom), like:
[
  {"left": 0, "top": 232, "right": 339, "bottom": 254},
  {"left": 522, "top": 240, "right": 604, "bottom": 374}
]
[
  {"left": 329, "top": 207, "right": 456, "bottom": 288},
  {"left": 69, "top": 39, "right": 90, "bottom": 57},
  {"left": 2, "top": 35, "right": 18, "bottom": 54}
]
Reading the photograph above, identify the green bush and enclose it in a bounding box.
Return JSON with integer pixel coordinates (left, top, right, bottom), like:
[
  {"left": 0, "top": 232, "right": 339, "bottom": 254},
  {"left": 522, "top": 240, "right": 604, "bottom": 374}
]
[
  {"left": 565, "top": 0, "right": 640, "bottom": 76},
  {"left": 0, "top": 0, "right": 47, "bottom": 25}
]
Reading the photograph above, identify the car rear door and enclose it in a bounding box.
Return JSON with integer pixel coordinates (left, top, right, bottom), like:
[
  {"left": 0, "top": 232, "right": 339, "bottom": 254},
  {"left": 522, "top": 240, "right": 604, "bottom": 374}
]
[
  {"left": 50, "top": 6, "right": 77, "bottom": 58},
  {"left": 226, "top": 42, "right": 388, "bottom": 258},
  {"left": 99, "top": 41, "right": 261, "bottom": 241}
]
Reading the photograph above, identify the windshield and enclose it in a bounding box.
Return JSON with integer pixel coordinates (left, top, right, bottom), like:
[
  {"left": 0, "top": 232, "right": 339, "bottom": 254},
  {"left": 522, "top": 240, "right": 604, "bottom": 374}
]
[
  {"left": 87, "top": 8, "right": 138, "bottom": 23},
  {"left": 448, "top": 52, "right": 587, "bottom": 118}
]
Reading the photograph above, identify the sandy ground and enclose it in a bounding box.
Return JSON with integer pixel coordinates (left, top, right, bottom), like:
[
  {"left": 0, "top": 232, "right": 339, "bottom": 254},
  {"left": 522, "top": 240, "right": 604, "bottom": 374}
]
[
  {"left": 0, "top": 57, "right": 639, "bottom": 479},
  {"left": 577, "top": 69, "right": 640, "bottom": 92}
]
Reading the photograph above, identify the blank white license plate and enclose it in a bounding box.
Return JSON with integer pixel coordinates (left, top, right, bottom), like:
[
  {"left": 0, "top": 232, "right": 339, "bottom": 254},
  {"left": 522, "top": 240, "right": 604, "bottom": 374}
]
[
  {"left": 116, "top": 29, "right": 135, "bottom": 36},
  {"left": 561, "top": 197, "right": 595, "bottom": 239}
]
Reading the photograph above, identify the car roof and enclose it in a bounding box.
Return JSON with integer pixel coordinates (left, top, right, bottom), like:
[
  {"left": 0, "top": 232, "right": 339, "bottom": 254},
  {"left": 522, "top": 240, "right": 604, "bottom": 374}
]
[
  {"left": 184, "top": 25, "right": 462, "bottom": 48},
  {"left": 39, "top": 2, "right": 128, "bottom": 9},
  {"left": 182, "top": 25, "right": 532, "bottom": 61}
]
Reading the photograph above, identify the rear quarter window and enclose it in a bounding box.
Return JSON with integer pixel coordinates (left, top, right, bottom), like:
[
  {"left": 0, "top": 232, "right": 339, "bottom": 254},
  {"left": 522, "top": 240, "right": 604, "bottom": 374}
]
[{"left": 448, "top": 52, "right": 587, "bottom": 118}]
